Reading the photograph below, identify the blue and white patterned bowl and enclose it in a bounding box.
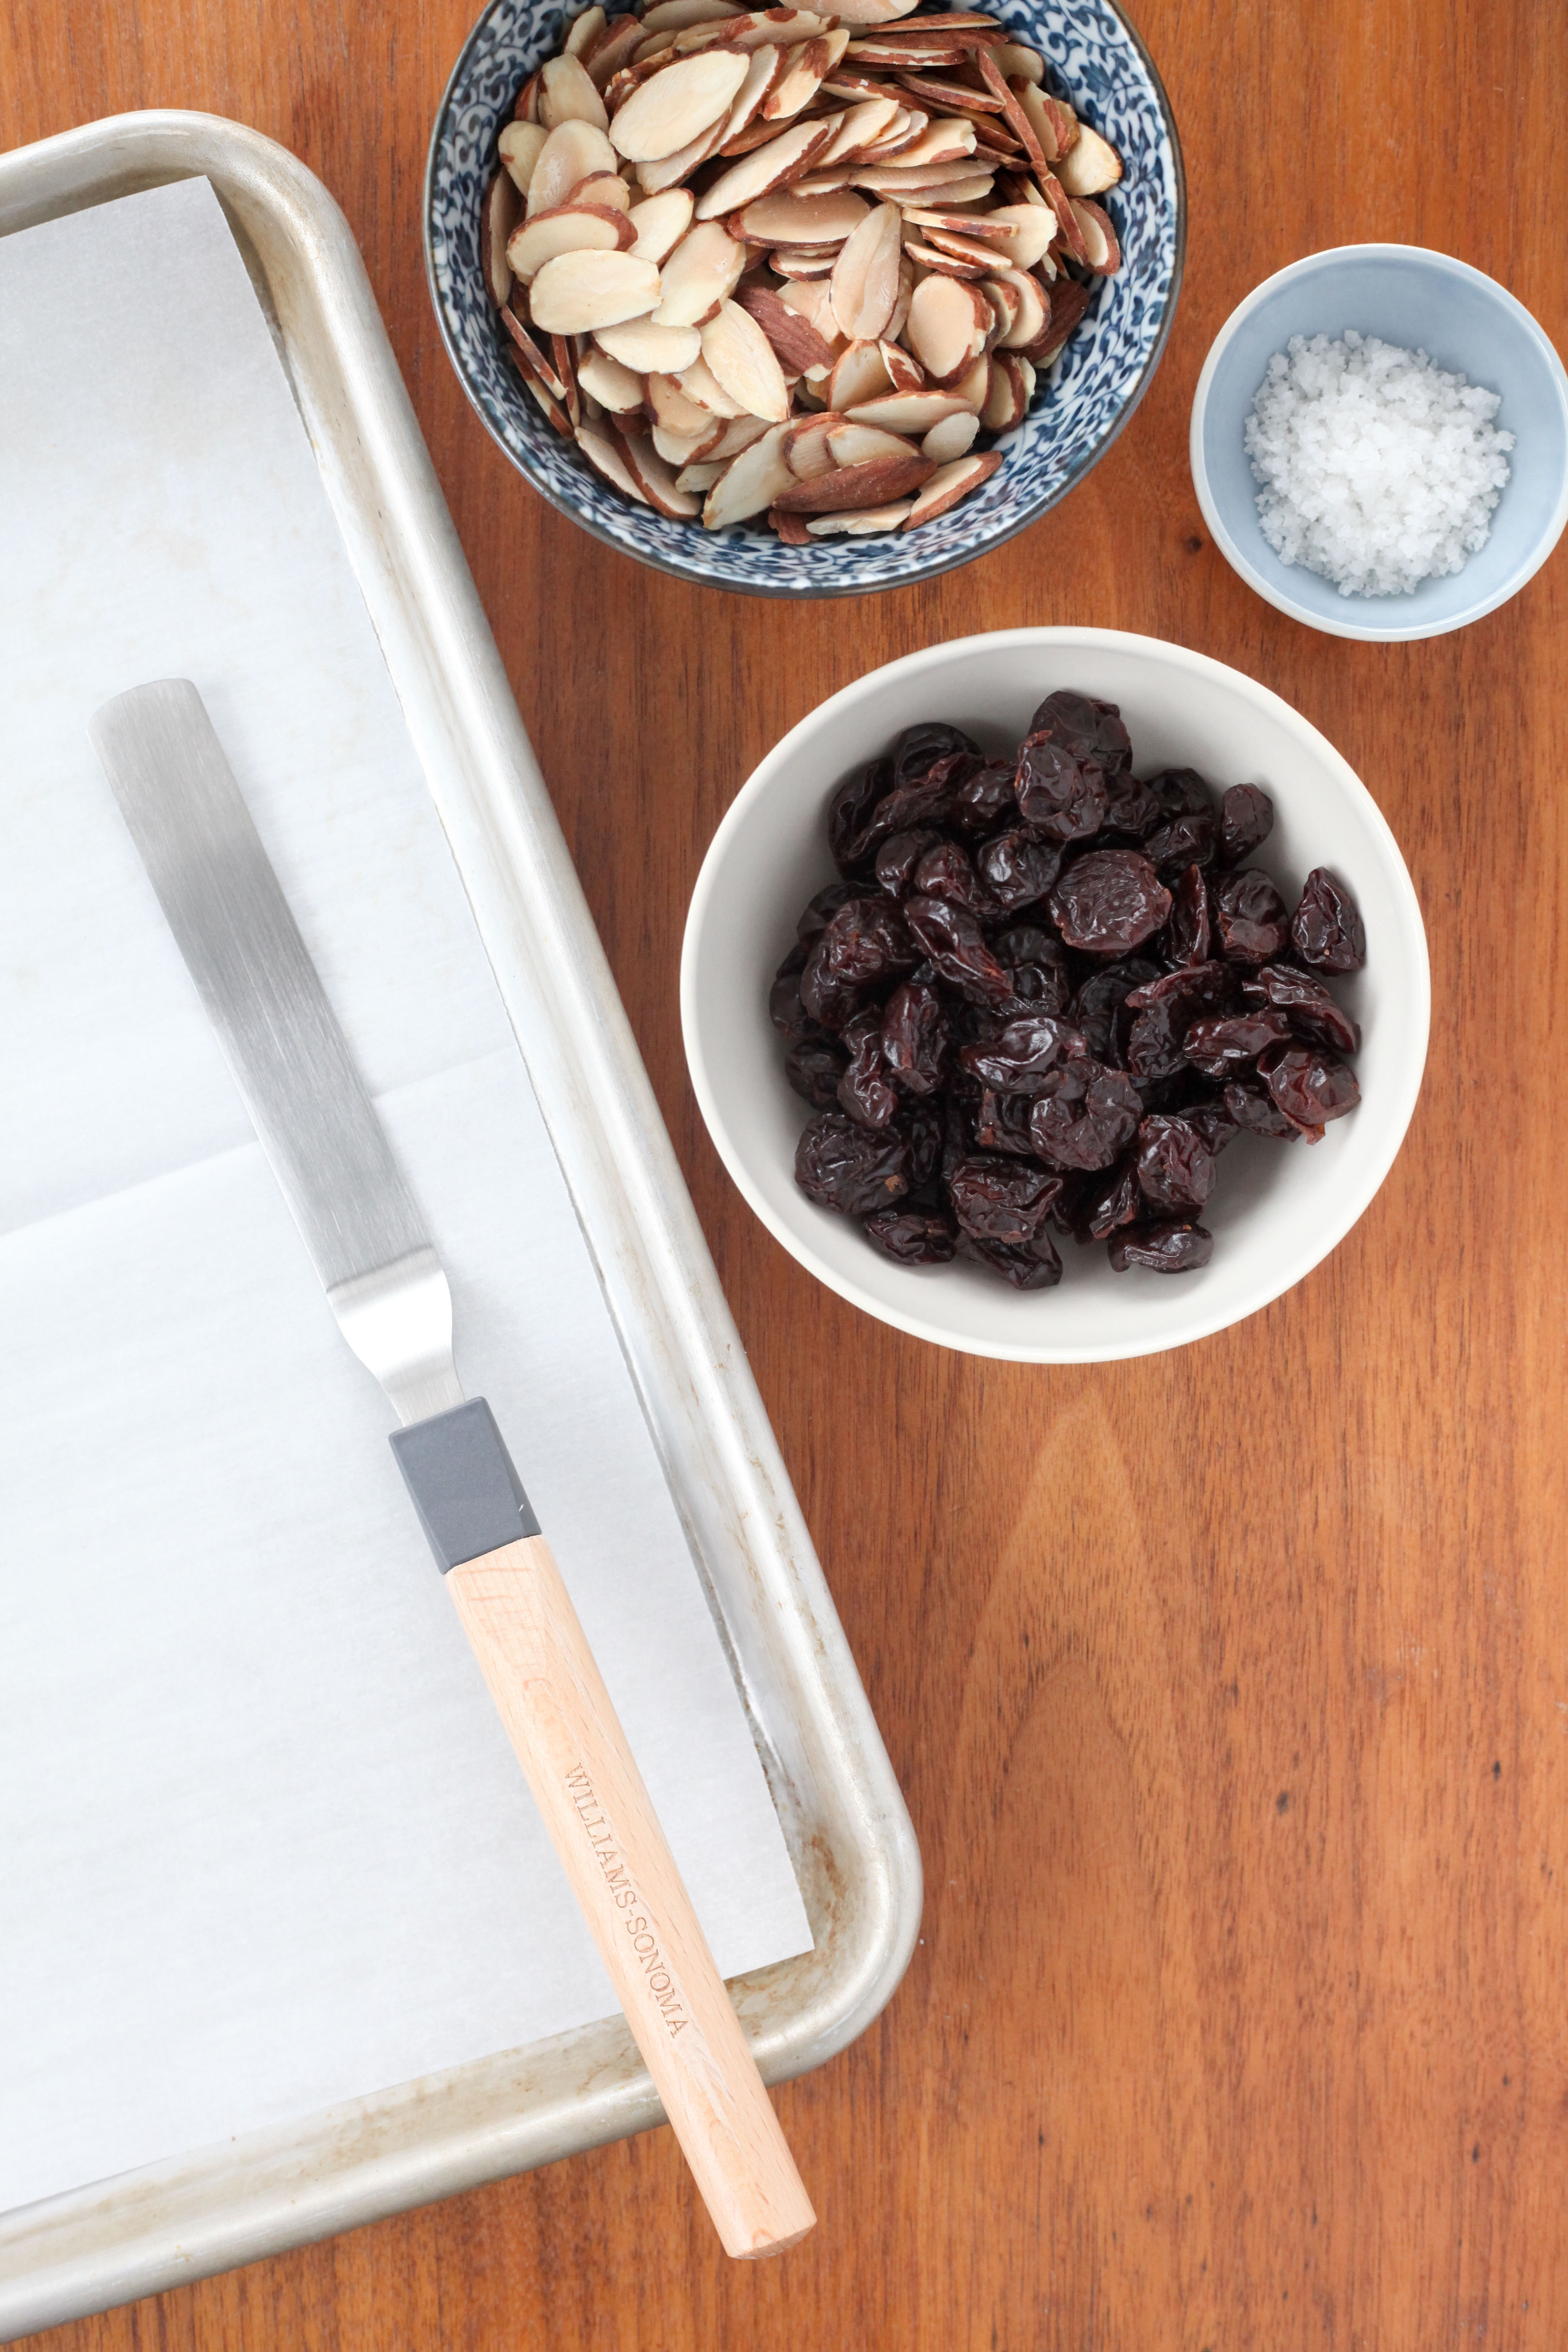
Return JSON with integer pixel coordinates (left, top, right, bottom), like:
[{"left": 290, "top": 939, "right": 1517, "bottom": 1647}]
[{"left": 425, "top": 0, "right": 1185, "bottom": 597}]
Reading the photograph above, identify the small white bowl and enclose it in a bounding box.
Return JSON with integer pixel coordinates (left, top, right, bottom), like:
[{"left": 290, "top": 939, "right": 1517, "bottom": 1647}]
[
  {"left": 1189, "top": 244, "right": 1568, "bottom": 642},
  {"left": 681, "top": 628, "right": 1430, "bottom": 1364}
]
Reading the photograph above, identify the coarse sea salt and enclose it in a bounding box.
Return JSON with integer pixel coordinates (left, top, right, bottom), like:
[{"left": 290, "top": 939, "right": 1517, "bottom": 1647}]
[{"left": 1243, "top": 330, "right": 1514, "bottom": 598}]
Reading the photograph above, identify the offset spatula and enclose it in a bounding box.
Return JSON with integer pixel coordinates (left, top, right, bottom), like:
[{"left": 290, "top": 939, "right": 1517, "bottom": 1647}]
[{"left": 89, "top": 679, "right": 815, "bottom": 2259}]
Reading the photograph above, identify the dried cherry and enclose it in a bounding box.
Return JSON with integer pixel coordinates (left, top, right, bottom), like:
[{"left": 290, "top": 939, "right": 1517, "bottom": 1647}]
[
  {"left": 881, "top": 979, "right": 949, "bottom": 1096},
  {"left": 1242, "top": 962, "right": 1360, "bottom": 1055},
  {"left": 1135, "top": 1115, "right": 1217, "bottom": 1212},
  {"left": 1219, "top": 783, "right": 1274, "bottom": 865},
  {"left": 1029, "top": 1058, "right": 1142, "bottom": 1171},
  {"left": 1050, "top": 850, "right": 1172, "bottom": 954},
  {"left": 1182, "top": 1008, "right": 1293, "bottom": 1079},
  {"left": 863, "top": 1207, "right": 956, "bottom": 1265},
  {"left": 960, "top": 1012, "right": 1085, "bottom": 1095},
  {"left": 836, "top": 1010, "right": 899, "bottom": 1129},
  {"left": 795, "top": 1113, "right": 911, "bottom": 1213},
  {"left": 1109, "top": 1222, "right": 1215, "bottom": 1273},
  {"left": 1212, "top": 867, "right": 1290, "bottom": 964},
  {"left": 1290, "top": 868, "right": 1367, "bottom": 973},
  {"left": 1259, "top": 1042, "right": 1362, "bottom": 1137},
  {"left": 905, "top": 895, "right": 1013, "bottom": 1006}
]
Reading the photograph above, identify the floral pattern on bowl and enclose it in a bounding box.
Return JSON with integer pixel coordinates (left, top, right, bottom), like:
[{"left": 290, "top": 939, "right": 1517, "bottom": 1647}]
[{"left": 425, "top": 0, "right": 1185, "bottom": 597}]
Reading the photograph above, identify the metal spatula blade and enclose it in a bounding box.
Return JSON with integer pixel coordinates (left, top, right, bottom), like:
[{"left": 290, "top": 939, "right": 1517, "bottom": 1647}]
[{"left": 89, "top": 679, "right": 461, "bottom": 1427}]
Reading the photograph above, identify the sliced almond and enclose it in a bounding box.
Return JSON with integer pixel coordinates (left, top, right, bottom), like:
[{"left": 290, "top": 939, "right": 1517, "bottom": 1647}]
[
  {"left": 847, "top": 33, "right": 983, "bottom": 65},
  {"left": 577, "top": 421, "right": 650, "bottom": 499},
  {"left": 713, "top": 42, "right": 789, "bottom": 144},
  {"left": 1069, "top": 197, "right": 1121, "bottom": 272},
  {"left": 772, "top": 451, "right": 934, "bottom": 510},
  {"left": 805, "top": 499, "right": 914, "bottom": 534},
  {"left": 970, "top": 112, "right": 1026, "bottom": 158},
  {"left": 610, "top": 49, "right": 752, "bottom": 160},
  {"left": 770, "top": 506, "right": 815, "bottom": 542},
  {"left": 647, "top": 369, "right": 718, "bottom": 433},
  {"left": 584, "top": 15, "right": 647, "bottom": 88},
  {"left": 987, "top": 261, "right": 1047, "bottom": 347},
  {"left": 616, "top": 430, "right": 703, "bottom": 516},
  {"left": 527, "top": 120, "right": 619, "bottom": 217},
  {"left": 895, "top": 170, "right": 997, "bottom": 206},
  {"left": 829, "top": 199, "right": 903, "bottom": 338},
  {"left": 700, "top": 298, "right": 792, "bottom": 420},
  {"left": 782, "top": 409, "right": 846, "bottom": 476},
  {"left": 1027, "top": 274, "right": 1090, "bottom": 365},
  {"left": 905, "top": 271, "right": 992, "bottom": 382},
  {"left": 886, "top": 253, "right": 915, "bottom": 340},
  {"left": 635, "top": 115, "right": 732, "bottom": 192},
  {"left": 948, "top": 349, "right": 992, "bottom": 408},
  {"left": 1034, "top": 161, "right": 1089, "bottom": 263},
  {"left": 564, "top": 5, "right": 607, "bottom": 57},
  {"left": 718, "top": 104, "right": 800, "bottom": 159},
  {"left": 569, "top": 172, "right": 632, "bottom": 215},
  {"left": 809, "top": 95, "right": 903, "bottom": 166},
  {"left": 771, "top": 247, "right": 835, "bottom": 279},
  {"left": 825, "top": 336, "right": 893, "bottom": 409},
  {"left": 971, "top": 201, "right": 1055, "bottom": 270},
  {"left": 775, "top": 274, "right": 846, "bottom": 352},
  {"left": 481, "top": 171, "right": 520, "bottom": 307},
  {"left": 695, "top": 116, "right": 835, "bottom": 215},
  {"left": 732, "top": 280, "right": 838, "bottom": 372},
  {"left": 965, "top": 44, "right": 1047, "bottom": 166},
  {"left": 498, "top": 121, "right": 548, "bottom": 198},
  {"left": 530, "top": 250, "right": 663, "bottom": 332},
  {"left": 625, "top": 187, "right": 696, "bottom": 262},
  {"left": 677, "top": 8, "right": 825, "bottom": 52},
  {"left": 739, "top": 188, "right": 869, "bottom": 242},
  {"left": 981, "top": 270, "right": 1021, "bottom": 341},
  {"left": 824, "top": 0, "right": 925, "bottom": 22},
  {"left": 702, "top": 420, "right": 795, "bottom": 526},
  {"left": 513, "top": 70, "right": 542, "bottom": 125},
  {"left": 675, "top": 351, "right": 747, "bottom": 415},
  {"left": 676, "top": 456, "right": 730, "bottom": 490},
  {"left": 920, "top": 406, "right": 978, "bottom": 462},
  {"left": 578, "top": 346, "right": 646, "bottom": 411},
  {"left": 651, "top": 418, "right": 721, "bottom": 464},
  {"left": 640, "top": 0, "right": 744, "bottom": 26},
  {"left": 852, "top": 160, "right": 993, "bottom": 195},
  {"left": 501, "top": 301, "right": 573, "bottom": 401},
  {"left": 629, "top": 31, "right": 680, "bottom": 66},
  {"left": 905, "top": 237, "right": 985, "bottom": 279},
  {"left": 553, "top": 333, "right": 584, "bottom": 426},
  {"left": 980, "top": 348, "right": 1030, "bottom": 430},
  {"left": 540, "top": 53, "right": 610, "bottom": 131},
  {"left": 992, "top": 41, "right": 1042, "bottom": 82},
  {"left": 843, "top": 387, "right": 969, "bottom": 433},
  {"left": 704, "top": 412, "right": 776, "bottom": 459},
  {"left": 824, "top": 420, "right": 920, "bottom": 467},
  {"left": 1057, "top": 119, "right": 1121, "bottom": 196},
  {"left": 903, "top": 446, "right": 1003, "bottom": 526},
  {"left": 874, "top": 117, "right": 977, "bottom": 170},
  {"left": 594, "top": 315, "right": 703, "bottom": 371},
  {"left": 894, "top": 70, "right": 1006, "bottom": 115},
  {"left": 880, "top": 336, "right": 924, "bottom": 389},
  {"left": 507, "top": 203, "right": 637, "bottom": 280},
  {"left": 650, "top": 218, "right": 747, "bottom": 325},
  {"left": 513, "top": 356, "right": 576, "bottom": 438},
  {"left": 760, "top": 28, "right": 848, "bottom": 118}
]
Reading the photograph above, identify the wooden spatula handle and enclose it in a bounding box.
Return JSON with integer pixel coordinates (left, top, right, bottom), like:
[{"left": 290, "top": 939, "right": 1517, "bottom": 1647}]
[{"left": 447, "top": 1534, "right": 816, "bottom": 2258}]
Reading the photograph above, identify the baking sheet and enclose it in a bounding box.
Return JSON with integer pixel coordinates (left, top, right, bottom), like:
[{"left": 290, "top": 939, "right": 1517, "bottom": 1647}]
[{"left": 0, "top": 174, "right": 811, "bottom": 2219}]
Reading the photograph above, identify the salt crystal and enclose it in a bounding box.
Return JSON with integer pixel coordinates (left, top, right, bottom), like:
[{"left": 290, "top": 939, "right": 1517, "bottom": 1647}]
[{"left": 1242, "top": 330, "right": 1514, "bottom": 598}]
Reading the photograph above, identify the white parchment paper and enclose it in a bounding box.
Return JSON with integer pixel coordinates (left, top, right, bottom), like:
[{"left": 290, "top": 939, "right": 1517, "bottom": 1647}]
[{"left": 0, "top": 177, "right": 810, "bottom": 2216}]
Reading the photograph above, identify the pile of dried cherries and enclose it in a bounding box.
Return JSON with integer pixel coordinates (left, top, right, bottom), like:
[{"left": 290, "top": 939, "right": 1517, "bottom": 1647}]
[{"left": 770, "top": 689, "right": 1367, "bottom": 1287}]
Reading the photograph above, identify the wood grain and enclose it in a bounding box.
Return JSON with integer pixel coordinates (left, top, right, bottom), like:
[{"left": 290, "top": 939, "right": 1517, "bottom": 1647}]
[
  {"left": 447, "top": 1538, "right": 815, "bottom": 2259},
  {"left": 5, "top": 0, "right": 1567, "bottom": 2342}
]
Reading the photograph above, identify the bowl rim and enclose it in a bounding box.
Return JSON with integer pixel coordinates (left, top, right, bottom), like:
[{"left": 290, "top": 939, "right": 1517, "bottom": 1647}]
[
  {"left": 1189, "top": 241, "right": 1568, "bottom": 644},
  {"left": 423, "top": 0, "right": 1188, "bottom": 601},
  {"left": 681, "top": 624, "right": 1432, "bottom": 1362}
]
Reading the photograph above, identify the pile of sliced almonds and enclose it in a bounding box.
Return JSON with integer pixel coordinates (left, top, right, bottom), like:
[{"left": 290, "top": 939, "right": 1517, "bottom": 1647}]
[{"left": 480, "top": 0, "right": 1123, "bottom": 538}]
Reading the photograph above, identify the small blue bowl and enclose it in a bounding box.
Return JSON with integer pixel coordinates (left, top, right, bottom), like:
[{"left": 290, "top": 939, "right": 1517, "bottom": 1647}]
[
  {"left": 1190, "top": 244, "right": 1568, "bottom": 642},
  {"left": 426, "top": 0, "right": 1184, "bottom": 598}
]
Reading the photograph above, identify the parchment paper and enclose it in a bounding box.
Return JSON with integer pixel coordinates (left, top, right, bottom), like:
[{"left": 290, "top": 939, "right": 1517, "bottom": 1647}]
[{"left": 0, "top": 177, "right": 811, "bottom": 2216}]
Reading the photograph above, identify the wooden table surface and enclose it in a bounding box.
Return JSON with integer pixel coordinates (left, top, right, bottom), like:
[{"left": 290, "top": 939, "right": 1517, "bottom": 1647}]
[{"left": 6, "top": 0, "right": 1566, "bottom": 2344}]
